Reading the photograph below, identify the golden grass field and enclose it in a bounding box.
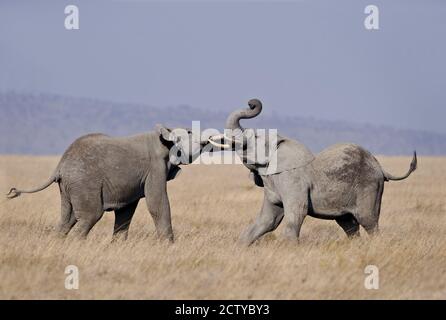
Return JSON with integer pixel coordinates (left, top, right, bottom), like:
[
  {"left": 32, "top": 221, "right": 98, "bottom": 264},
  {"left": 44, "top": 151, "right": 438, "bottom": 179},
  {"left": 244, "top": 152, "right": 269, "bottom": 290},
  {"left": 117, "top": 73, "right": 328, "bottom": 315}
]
[{"left": 0, "top": 155, "right": 445, "bottom": 299}]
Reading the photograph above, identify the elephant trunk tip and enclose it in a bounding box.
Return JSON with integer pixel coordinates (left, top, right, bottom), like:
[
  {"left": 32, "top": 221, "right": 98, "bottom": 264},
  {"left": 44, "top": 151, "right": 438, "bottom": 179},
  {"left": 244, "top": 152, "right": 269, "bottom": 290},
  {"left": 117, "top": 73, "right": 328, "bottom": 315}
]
[{"left": 248, "top": 98, "right": 262, "bottom": 110}]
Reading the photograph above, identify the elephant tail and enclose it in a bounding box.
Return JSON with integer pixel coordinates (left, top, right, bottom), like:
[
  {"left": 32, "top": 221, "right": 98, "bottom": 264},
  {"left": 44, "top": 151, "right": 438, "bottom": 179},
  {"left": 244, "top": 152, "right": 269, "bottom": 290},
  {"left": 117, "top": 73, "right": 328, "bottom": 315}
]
[
  {"left": 6, "top": 174, "right": 59, "bottom": 199},
  {"left": 383, "top": 151, "right": 417, "bottom": 182}
]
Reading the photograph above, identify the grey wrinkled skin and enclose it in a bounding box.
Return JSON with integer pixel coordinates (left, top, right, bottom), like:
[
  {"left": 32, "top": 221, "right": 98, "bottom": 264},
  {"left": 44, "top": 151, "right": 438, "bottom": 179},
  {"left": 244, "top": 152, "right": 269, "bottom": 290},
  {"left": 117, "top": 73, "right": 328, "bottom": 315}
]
[
  {"left": 6, "top": 125, "right": 213, "bottom": 242},
  {"left": 221, "top": 99, "right": 417, "bottom": 246}
]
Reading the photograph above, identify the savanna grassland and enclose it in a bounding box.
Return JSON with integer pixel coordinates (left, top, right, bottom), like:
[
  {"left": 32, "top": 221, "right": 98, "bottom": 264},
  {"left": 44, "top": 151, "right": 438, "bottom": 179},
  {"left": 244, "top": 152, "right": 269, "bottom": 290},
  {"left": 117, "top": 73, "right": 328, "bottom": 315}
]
[{"left": 0, "top": 155, "right": 445, "bottom": 299}]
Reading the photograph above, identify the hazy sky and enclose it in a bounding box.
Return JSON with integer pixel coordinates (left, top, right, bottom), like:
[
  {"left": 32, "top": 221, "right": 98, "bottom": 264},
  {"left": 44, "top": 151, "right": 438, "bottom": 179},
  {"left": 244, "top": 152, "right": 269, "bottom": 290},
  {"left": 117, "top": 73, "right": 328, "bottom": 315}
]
[{"left": 0, "top": 0, "right": 445, "bottom": 133}]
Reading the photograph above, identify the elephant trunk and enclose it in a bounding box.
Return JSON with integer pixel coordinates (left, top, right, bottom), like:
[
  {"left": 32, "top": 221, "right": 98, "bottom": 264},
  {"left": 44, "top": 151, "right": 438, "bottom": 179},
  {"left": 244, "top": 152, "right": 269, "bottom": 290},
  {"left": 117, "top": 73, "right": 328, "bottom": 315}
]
[
  {"left": 208, "top": 99, "right": 263, "bottom": 149},
  {"left": 225, "top": 99, "right": 263, "bottom": 130}
]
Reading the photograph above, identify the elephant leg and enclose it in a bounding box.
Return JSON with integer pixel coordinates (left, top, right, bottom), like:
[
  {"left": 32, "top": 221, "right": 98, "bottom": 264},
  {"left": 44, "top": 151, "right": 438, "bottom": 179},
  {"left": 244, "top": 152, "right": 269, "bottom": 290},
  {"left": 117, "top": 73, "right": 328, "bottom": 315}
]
[
  {"left": 353, "top": 186, "right": 382, "bottom": 236},
  {"left": 112, "top": 200, "right": 139, "bottom": 241},
  {"left": 359, "top": 215, "right": 379, "bottom": 236},
  {"left": 281, "top": 193, "right": 308, "bottom": 241},
  {"left": 70, "top": 211, "right": 104, "bottom": 239},
  {"left": 56, "top": 190, "right": 77, "bottom": 236},
  {"left": 69, "top": 194, "right": 104, "bottom": 239},
  {"left": 144, "top": 171, "right": 174, "bottom": 242},
  {"left": 335, "top": 213, "right": 360, "bottom": 238},
  {"left": 239, "top": 196, "right": 284, "bottom": 246},
  {"left": 145, "top": 194, "right": 173, "bottom": 242}
]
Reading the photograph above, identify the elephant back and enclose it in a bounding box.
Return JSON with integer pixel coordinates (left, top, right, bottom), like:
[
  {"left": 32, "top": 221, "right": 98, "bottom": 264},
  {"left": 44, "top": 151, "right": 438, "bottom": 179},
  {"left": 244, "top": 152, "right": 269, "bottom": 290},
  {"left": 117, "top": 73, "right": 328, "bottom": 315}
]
[
  {"left": 258, "top": 137, "right": 315, "bottom": 176},
  {"left": 234, "top": 130, "right": 315, "bottom": 175}
]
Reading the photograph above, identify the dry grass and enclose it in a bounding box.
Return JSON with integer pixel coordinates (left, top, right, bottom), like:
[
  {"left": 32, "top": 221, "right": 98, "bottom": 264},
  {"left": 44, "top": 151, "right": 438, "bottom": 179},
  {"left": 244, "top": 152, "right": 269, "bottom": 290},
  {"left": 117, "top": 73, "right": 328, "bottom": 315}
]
[{"left": 0, "top": 155, "right": 445, "bottom": 299}]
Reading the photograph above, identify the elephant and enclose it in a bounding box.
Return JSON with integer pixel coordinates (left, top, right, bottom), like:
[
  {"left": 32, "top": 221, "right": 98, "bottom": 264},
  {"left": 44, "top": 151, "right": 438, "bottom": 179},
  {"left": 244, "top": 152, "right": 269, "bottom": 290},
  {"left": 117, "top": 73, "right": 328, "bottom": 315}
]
[
  {"left": 7, "top": 124, "right": 213, "bottom": 242},
  {"left": 209, "top": 99, "right": 417, "bottom": 246}
]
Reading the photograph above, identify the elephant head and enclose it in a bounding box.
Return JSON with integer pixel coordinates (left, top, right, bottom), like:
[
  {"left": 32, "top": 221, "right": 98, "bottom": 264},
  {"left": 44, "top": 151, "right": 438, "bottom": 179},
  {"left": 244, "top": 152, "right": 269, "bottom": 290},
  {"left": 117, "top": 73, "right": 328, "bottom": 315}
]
[
  {"left": 208, "top": 99, "right": 275, "bottom": 172},
  {"left": 208, "top": 99, "right": 315, "bottom": 176},
  {"left": 156, "top": 124, "right": 211, "bottom": 166}
]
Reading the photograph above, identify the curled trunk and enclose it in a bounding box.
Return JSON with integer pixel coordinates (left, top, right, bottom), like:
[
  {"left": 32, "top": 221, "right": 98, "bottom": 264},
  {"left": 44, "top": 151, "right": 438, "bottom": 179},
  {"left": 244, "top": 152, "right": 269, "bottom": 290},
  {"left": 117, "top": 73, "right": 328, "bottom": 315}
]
[
  {"left": 208, "top": 99, "right": 263, "bottom": 149},
  {"left": 225, "top": 99, "right": 263, "bottom": 130}
]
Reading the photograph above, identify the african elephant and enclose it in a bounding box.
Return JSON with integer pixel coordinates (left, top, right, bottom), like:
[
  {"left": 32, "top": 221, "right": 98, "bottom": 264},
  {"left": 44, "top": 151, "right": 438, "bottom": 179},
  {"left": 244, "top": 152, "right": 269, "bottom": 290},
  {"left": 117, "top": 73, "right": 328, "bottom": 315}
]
[
  {"left": 7, "top": 124, "right": 212, "bottom": 242},
  {"left": 209, "top": 99, "right": 417, "bottom": 246}
]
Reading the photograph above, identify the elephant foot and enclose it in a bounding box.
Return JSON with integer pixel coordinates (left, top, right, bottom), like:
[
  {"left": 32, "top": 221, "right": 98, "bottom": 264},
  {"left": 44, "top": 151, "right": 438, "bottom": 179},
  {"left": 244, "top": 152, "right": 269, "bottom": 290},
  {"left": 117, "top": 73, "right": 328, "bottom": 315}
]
[
  {"left": 157, "top": 233, "right": 174, "bottom": 244},
  {"left": 111, "top": 232, "right": 129, "bottom": 243},
  {"left": 281, "top": 230, "right": 301, "bottom": 244},
  {"left": 237, "top": 236, "right": 254, "bottom": 247}
]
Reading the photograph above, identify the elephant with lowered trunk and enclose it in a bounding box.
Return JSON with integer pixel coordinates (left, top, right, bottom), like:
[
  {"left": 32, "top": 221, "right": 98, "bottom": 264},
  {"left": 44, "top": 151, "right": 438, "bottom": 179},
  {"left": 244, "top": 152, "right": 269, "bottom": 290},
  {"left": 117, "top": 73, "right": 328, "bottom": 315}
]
[
  {"left": 209, "top": 99, "right": 417, "bottom": 246},
  {"left": 7, "top": 125, "right": 213, "bottom": 242}
]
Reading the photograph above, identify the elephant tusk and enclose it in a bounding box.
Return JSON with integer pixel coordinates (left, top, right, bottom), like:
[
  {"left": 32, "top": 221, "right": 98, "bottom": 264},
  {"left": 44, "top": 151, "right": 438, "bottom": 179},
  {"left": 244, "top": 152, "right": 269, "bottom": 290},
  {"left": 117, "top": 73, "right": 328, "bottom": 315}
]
[
  {"left": 210, "top": 133, "right": 237, "bottom": 142},
  {"left": 208, "top": 138, "right": 230, "bottom": 149},
  {"left": 210, "top": 133, "right": 225, "bottom": 140},
  {"left": 208, "top": 132, "right": 240, "bottom": 149}
]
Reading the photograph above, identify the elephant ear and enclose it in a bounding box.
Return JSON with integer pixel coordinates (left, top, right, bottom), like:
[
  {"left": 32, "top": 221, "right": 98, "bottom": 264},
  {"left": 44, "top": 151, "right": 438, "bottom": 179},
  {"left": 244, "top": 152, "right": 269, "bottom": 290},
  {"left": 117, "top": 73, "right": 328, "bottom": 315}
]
[
  {"left": 249, "top": 170, "right": 264, "bottom": 187},
  {"left": 259, "top": 137, "right": 315, "bottom": 176},
  {"left": 236, "top": 129, "right": 286, "bottom": 166},
  {"left": 156, "top": 124, "right": 176, "bottom": 142},
  {"left": 235, "top": 128, "right": 271, "bottom": 166},
  {"left": 235, "top": 130, "right": 314, "bottom": 175},
  {"left": 167, "top": 164, "right": 182, "bottom": 181}
]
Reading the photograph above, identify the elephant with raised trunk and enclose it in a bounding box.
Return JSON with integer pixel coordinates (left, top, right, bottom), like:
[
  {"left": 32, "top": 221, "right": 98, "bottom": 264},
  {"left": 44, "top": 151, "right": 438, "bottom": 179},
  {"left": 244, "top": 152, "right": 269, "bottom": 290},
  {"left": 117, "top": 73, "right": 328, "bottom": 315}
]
[
  {"left": 209, "top": 99, "right": 417, "bottom": 246},
  {"left": 7, "top": 125, "right": 213, "bottom": 242}
]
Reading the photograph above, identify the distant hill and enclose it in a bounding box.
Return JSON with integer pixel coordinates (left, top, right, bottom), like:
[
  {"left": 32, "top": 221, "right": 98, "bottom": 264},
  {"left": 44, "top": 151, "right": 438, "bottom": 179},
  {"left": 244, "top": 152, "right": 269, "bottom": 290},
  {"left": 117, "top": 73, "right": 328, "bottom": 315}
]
[{"left": 1, "top": 92, "right": 445, "bottom": 155}]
